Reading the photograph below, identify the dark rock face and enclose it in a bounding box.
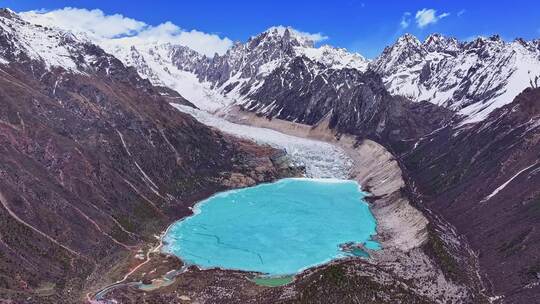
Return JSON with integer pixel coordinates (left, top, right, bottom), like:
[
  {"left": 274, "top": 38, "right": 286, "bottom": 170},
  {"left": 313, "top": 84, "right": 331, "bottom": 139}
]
[
  {"left": 243, "top": 56, "right": 452, "bottom": 151},
  {"left": 403, "top": 88, "right": 540, "bottom": 303},
  {"left": 0, "top": 11, "right": 284, "bottom": 304}
]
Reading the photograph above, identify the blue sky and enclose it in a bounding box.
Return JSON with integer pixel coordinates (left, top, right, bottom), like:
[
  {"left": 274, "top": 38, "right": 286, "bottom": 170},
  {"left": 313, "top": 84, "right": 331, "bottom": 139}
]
[{"left": 5, "top": 0, "right": 540, "bottom": 58}]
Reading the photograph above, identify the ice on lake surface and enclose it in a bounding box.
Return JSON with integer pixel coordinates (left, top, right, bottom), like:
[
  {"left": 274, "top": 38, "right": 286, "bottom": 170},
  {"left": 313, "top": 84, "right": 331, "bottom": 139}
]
[{"left": 163, "top": 178, "right": 379, "bottom": 276}]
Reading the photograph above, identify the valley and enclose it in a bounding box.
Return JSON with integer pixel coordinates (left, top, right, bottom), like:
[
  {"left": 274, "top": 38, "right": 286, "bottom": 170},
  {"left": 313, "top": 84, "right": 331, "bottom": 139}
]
[
  {"left": 0, "top": 6, "right": 538, "bottom": 304},
  {"left": 89, "top": 105, "right": 480, "bottom": 303}
]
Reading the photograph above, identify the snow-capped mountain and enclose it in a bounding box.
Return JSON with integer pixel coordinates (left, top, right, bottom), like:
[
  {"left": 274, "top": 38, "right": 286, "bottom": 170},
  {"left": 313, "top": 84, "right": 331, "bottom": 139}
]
[
  {"left": 101, "top": 42, "right": 230, "bottom": 111},
  {"left": 23, "top": 22, "right": 369, "bottom": 112},
  {"left": 0, "top": 7, "right": 189, "bottom": 99},
  {"left": 168, "top": 27, "right": 450, "bottom": 147},
  {"left": 371, "top": 33, "right": 540, "bottom": 123},
  {"left": 170, "top": 26, "right": 370, "bottom": 110},
  {"left": 99, "top": 27, "right": 540, "bottom": 127},
  {"left": 188, "top": 26, "right": 369, "bottom": 89},
  {"left": 0, "top": 8, "right": 100, "bottom": 72},
  {"left": 64, "top": 23, "right": 449, "bottom": 145},
  {"left": 16, "top": 8, "right": 540, "bottom": 125}
]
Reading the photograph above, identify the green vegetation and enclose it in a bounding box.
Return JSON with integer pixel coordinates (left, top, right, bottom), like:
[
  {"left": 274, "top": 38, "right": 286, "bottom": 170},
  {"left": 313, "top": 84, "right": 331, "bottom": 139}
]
[
  {"left": 324, "top": 264, "right": 347, "bottom": 285},
  {"left": 252, "top": 275, "right": 294, "bottom": 287},
  {"left": 423, "top": 225, "right": 462, "bottom": 282},
  {"left": 293, "top": 263, "right": 432, "bottom": 304}
]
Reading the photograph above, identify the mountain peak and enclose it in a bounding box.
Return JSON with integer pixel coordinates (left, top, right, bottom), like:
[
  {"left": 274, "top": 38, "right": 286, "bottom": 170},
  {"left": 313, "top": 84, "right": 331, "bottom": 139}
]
[
  {"left": 423, "top": 33, "right": 451, "bottom": 44},
  {"left": 257, "top": 26, "right": 316, "bottom": 48},
  {"left": 423, "top": 33, "right": 460, "bottom": 53},
  {"left": 0, "top": 9, "right": 93, "bottom": 71},
  {"left": 0, "top": 8, "right": 17, "bottom": 19},
  {"left": 396, "top": 33, "right": 421, "bottom": 46}
]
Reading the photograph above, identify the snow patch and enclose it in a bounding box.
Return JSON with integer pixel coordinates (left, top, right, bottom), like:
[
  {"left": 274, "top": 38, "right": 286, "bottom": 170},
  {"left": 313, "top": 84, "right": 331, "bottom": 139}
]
[{"left": 481, "top": 161, "right": 539, "bottom": 202}]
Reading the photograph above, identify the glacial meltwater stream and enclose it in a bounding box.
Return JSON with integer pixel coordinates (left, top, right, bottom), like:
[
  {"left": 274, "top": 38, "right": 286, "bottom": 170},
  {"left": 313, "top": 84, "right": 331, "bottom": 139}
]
[{"left": 162, "top": 178, "right": 379, "bottom": 277}]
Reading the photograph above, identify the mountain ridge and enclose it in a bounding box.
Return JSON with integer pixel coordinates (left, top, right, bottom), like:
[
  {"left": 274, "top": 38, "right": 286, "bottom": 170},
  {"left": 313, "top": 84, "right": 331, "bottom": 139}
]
[{"left": 19, "top": 8, "right": 540, "bottom": 124}]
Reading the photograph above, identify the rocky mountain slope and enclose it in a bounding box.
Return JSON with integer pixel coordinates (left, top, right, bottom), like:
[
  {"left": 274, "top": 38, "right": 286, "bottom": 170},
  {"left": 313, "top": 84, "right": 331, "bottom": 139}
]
[
  {"left": 176, "top": 28, "right": 451, "bottom": 148},
  {"left": 83, "top": 26, "right": 369, "bottom": 113},
  {"left": 83, "top": 27, "right": 540, "bottom": 129},
  {"left": 0, "top": 9, "right": 285, "bottom": 303},
  {"left": 99, "top": 28, "right": 540, "bottom": 146},
  {"left": 93, "top": 28, "right": 450, "bottom": 149},
  {"left": 22, "top": 10, "right": 540, "bottom": 127},
  {"left": 6, "top": 8, "right": 540, "bottom": 303},
  {"left": 403, "top": 87, "right": 540, "bottom": 303}
]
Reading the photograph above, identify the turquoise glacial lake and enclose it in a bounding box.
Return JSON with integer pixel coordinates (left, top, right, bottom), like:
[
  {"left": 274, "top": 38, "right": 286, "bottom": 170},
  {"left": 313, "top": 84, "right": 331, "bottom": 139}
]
[{"left": 163, "top": 178, "right": 379, "bottom": 276}]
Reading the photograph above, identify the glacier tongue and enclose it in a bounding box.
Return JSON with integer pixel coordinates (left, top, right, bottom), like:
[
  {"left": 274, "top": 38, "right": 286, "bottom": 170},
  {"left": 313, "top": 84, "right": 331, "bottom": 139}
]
[{"left": 171, "top": 103, "right": 352, "bottom": 179}]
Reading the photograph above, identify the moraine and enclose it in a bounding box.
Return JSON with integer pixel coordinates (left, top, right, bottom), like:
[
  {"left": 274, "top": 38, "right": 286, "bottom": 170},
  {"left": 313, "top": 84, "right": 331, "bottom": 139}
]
[{"left": 162, "top": 178, "right": 379, "bottom": 276}]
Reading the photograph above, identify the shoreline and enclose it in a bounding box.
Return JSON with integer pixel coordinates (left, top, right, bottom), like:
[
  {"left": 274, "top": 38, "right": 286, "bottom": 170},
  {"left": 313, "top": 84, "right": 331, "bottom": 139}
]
[{"left": 159, "top": 177, "right": 379, "bottom": 277}]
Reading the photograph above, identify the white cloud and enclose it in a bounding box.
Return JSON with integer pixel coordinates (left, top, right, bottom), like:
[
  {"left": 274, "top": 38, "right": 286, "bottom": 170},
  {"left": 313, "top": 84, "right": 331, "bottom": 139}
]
[
  {"left": 293, "top": 30, "right": 328, "bottom": 43},
  {"left": 400, "top": 12, "right": 411, "bottom": 29},
  {"left": 415, "top": 8, "right": 450, "bottom": 28},
  {"left": 20, "top": 7, "right": 145, "bottom": 39},
  {"left": 19, "top": 7, "right": 233, "bottom": 56},
  {"left": 457, "top": 9, "right": 466, "bottom": 17},
  {"left": 111, "top": 21, "right": 233, "bottom": 56}
]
